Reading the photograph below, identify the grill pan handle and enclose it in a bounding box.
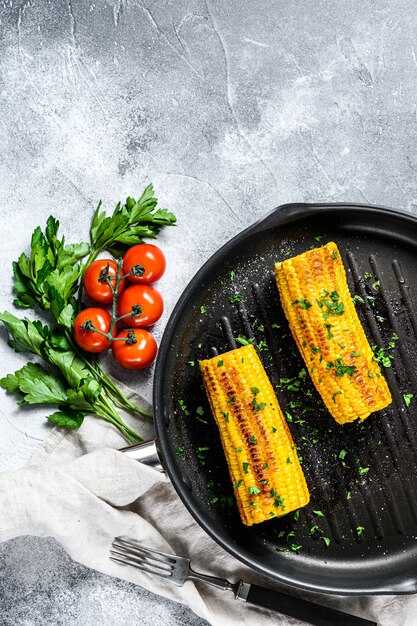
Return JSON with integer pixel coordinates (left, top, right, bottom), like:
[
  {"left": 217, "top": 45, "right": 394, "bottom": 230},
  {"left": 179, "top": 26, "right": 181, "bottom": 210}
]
[
  {"left": 244, "top": 583, "right": 377, "bottom": 626},
  {"left": 119, "top": 439, "right": 164, "bottom": 472}
]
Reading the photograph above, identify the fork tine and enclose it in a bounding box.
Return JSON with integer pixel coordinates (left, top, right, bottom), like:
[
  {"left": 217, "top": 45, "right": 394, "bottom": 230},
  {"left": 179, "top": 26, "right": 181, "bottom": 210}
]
[
  {"left": 113, "top": 537, "right": 178, "bottom": 564},
  {"left": 110, "top": 546, "right": 173, "bottom": 572},
  {"left": 109, "top": 554, "right": 173, "bottom": 578}
]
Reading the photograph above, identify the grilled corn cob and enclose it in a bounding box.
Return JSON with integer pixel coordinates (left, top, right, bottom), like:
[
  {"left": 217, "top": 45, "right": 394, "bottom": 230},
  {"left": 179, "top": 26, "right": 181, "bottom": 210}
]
[
  {"left": 275, "top": 242, "right": 392, "bottom": 424},
  {"left": 199, "top": 344, "right": 309, "bottom": 526}
]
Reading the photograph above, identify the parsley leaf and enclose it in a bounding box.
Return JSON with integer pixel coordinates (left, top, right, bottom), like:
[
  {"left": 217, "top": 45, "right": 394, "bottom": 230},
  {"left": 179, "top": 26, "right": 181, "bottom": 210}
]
[{"left": 90, "top": 184, "right": 176, "bottom": 254}]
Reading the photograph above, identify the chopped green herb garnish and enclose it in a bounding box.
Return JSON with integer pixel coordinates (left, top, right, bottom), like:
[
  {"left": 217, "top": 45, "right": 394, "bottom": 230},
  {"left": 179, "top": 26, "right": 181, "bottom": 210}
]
[
  {"left": 200, "top": 305, "right": 207, "bottom": 314},
  {"left": 300, "top": 298, "right": 312, "bottom": 310},
  {"left": 249, "top": 434, "right": 258, "bottom": 445},
  {"left": 368, "top": 372, "right": 373, "bottom": 378},
  {"left": 403, "top": 393, "right": 414, "bottom": 408},
  {"left": 230, "top": 270, "right": 235, "bottom": 280},
  {"left": 227, "top": 396, "right": 236, "bottom": 404},
  {"left": 313, "top": 510, "right": 324, "bottom": 517},
  {"left": 332, "top": 390, "right": 343, "bottom": 402},
  {"left": 235, "top": 447, "right": 242, "bottom": 452},
  {"left": 285, "top": 411, "right": 293, "bottom": 423},
  {"left": 263, "top": 462, "right": 269, "bottom": 468},
  {"left": 196, "top": 406, "right": 204, "bottom": 416},
  {"left": 217, "top": 360, "right": 224, "bottom": 367},
  {"left": 286, "top": 457, "right": 292, "bottom": 464},
  {"left": 356, "top": 526, "right": 365, "bottom": 536},
  {"left": 290, "top": 544, "right": 302, "bottom": 552},
  {"left": 314, "top": 235, "right": 323, "bottom": 242},
  {"left": 322, "top": 537, "right": 331, "bottom": 548},
  {"left": 253, "top": 395, "right": 266, "bottom": 411},
  {"left": 175, "top": 446, "right": 184, "bottom": 456},
  {"left": 352, "top": 295, "right": 365, "bottom": 305},
  {"left": 258, "top": 339, "right": 268, "bottom": 351},
  {"left": 251, "top": 387, "right": 260, "bottom": 395},
  {"left": 373, "top": 343, "right": 395, "bottom": 368},
  {"left": 332, "top": 251, "right": 338, "bottom": 259},
  {"left": 359, "top": 467, "right": 369, "bottom": 475},
  {"left": 187, "top": 360, "right": 195, "bottom": 366},
  {"left": 272, "top": 493, "right": 285, "bottom": 508},
  {"left": 293, "top": 510, "right": 300, "bottom": 522},
  {"left": 363, "top": 271, "right": 372, "bottom": 280},
  {"left": 319, "top": 291, "right": 344, "bottom": 317},
  {"left": 235, "top": 334, "right": 254, "bottom": 346},
  {"left": 197, "top": 342, "right": 203, "bottom": 348},
  {"left": 372, "top": 280, "right": 380, "bottom": 291},
  {"left": 347, "top": 491, "right": 352, "bottom": 499},
  {"left": 222, "top": 411, "right": 230, "bottom": 423},
  {"left": 272, "top": 426, "right": 277, "bottom": 433},
  {"left": 229, "top": 294, "right": 245, "bottom": 303},
  {"left": 368, "top": 296, "right": 376, "bottom": 308},
  {"left": 326, "top": 358, "right": 357, "bottom": 377},
  {"left": 271, "top": 322, "right": 281, "bottom": 329},
  {"left": 324, "top": 323, "right": 333, "bottom": 339},
  {"left": 243, "top": 462, "right": 250, "bottom": 474},
  {"left": 248, "top": 485, "right": 261, "bottom": 495},
  {"left": 178, "top": 399, "right": 190, "bottom": 415},
  {"left": 339, "top": 449, "right": 347, "bottom": 460},
  {"left": 249, "top": 501, "right": 258, "bottom": 507},
  {"left": 350, "top": 351, "right": 362, "bottom": 357},
  {"left": 207, "top": 480, "right": 214, "bottom": 489}
]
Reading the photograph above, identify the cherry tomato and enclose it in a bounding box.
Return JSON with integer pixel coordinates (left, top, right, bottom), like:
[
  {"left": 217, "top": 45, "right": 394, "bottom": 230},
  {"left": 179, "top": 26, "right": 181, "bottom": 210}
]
[
  {"left": 73, "top": 308, "right": 115, "bottom": 353},
  {"left": 112, "top": 328, "right": 157, "bottom": 370},
  {"left": 83, "top": 259, "right": 125, "bottom": 304},
  {"left": 118, "top": 284, "right": 164, "bottom": 328},
  {"left": 122, "top": 244, "right": 166, "bottom": 284}
]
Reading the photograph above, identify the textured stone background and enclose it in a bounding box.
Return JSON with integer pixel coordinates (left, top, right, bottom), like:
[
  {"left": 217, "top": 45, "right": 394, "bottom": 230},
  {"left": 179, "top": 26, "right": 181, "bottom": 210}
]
[{"left": 1, "top": 0, "right": 417, "bottom": 624}]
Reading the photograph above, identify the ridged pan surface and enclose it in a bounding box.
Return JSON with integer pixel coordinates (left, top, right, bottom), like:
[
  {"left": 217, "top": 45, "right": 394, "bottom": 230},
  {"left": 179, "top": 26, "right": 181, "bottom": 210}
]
[{"left": 153, "top": 203, "right": 417, "bottom": 595}]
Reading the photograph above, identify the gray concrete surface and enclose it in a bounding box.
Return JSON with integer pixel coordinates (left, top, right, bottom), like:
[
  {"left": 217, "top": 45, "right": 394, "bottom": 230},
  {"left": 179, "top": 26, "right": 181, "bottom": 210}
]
[{"left": 1, "top": 0, "right": 417, "bottom": 624}]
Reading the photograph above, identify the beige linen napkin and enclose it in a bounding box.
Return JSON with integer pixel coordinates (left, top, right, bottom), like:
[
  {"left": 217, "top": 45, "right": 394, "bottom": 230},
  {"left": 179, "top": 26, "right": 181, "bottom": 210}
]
[{"left": 0, "top": 389, "right": 411, "bottom": 626}]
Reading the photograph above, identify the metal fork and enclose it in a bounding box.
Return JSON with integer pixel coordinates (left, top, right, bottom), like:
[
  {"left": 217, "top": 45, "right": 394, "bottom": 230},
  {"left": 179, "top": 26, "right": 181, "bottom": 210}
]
[{"left": 110, "top": 537, "right": 377, "bottom": 626}]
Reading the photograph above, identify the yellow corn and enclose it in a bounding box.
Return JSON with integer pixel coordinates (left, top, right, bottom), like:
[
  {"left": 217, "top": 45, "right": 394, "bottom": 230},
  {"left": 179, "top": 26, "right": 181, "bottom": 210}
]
[
  {"left": 199, "top": 344, "right": 310, "bottom": 526},
  {"left": 275, "top": 242, "right": 392, "bottom": 424}
]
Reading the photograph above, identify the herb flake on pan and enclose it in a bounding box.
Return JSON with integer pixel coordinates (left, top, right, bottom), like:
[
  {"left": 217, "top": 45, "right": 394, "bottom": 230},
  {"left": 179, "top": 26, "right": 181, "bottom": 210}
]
[
  {"left": 235, "top": 334, "right": 254, "bottom": 346},
  {"left": 403, "top": 393, "right": 414, "bottom": 408},
  {"left": 229, "top": 294, "right": 245, "bottom": 303}
]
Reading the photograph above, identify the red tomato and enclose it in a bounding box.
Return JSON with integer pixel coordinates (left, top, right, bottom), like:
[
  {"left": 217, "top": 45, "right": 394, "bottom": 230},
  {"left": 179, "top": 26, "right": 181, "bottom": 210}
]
[
  {"left": 112, "top": 329, "right": 157, "bottom": 370},
  {"left": 122, "top": 244, "right": 166, "bottom": 284},
  {"left": 118, "top": 284, "right": 164, "bottom": 328},
  {"left": 73, "top": 308, "right": 115, "bottom": 353},
  {"left": 83, "top": 259, "right": 125, "bottom": 304}
]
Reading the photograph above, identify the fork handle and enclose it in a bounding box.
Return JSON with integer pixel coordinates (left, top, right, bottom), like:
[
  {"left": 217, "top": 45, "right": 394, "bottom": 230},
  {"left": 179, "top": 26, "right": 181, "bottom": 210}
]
[
  {"left": 188, "top": 570, "right": 235, "bottom": 592},
  {"left": 238, "top": 583, "right": 377, "bottom": 626}
]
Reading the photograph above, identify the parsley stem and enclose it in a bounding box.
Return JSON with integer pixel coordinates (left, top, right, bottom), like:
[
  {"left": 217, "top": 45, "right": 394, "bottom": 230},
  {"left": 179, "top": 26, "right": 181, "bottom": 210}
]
[
  {"left": 95, "top": 397, "right": 144, "bottom": 444},
  {"left": 64, "top": 329, "right": 153, "bottom": 420}
]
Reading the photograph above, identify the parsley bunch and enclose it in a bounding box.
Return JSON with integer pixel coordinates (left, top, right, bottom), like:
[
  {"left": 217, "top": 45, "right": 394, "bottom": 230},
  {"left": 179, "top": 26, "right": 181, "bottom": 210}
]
[{"left": 0, "top": 184, "right": 176, "bottom": 442}]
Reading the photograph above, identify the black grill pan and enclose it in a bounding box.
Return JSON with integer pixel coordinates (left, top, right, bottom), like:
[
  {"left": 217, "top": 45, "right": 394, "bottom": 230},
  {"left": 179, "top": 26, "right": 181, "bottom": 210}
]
[{"left": 153, "top": 203, "right": 417, "bottom": 595}]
